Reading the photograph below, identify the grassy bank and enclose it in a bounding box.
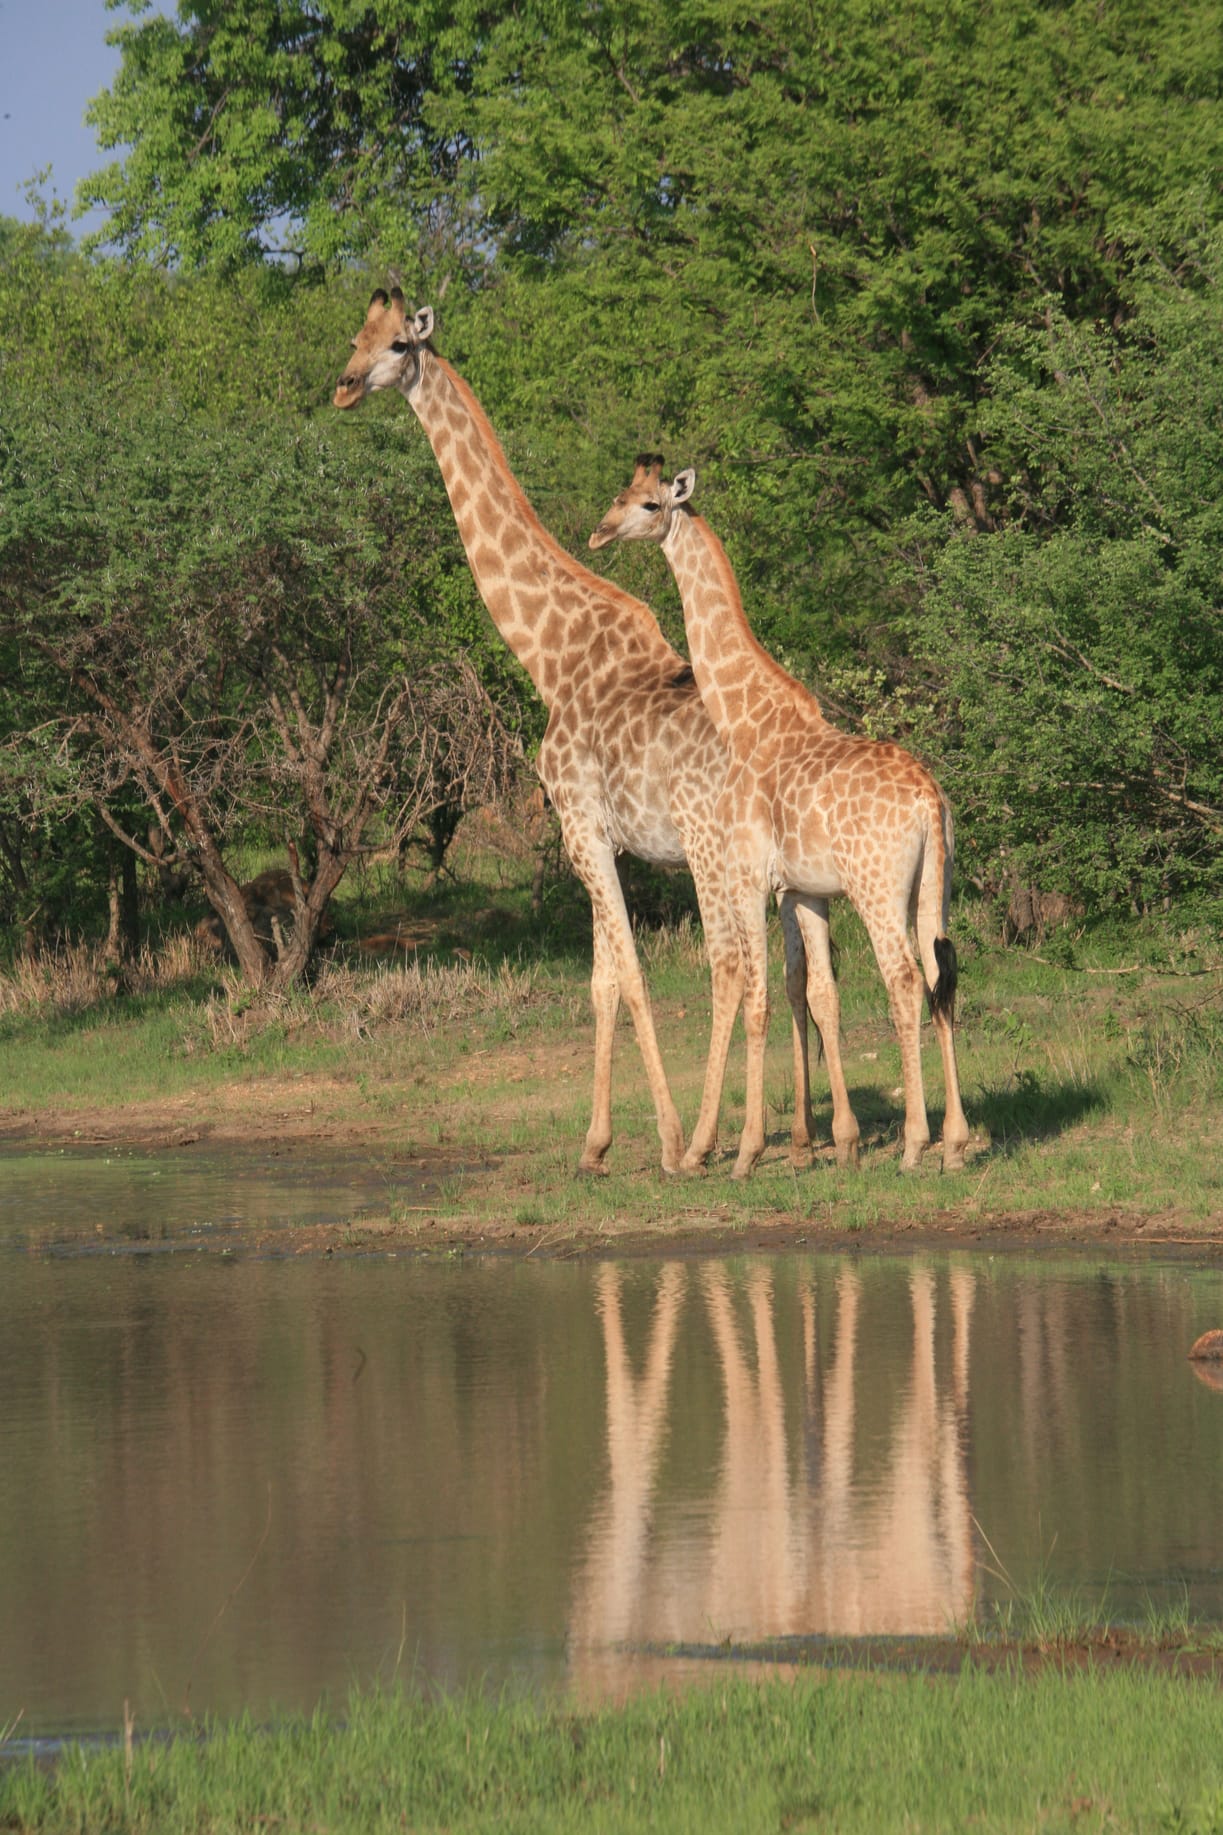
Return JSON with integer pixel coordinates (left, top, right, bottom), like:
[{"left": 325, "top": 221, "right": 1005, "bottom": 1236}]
[
  {"left": 4, "top": 1671, "right": 1223, "bottom": 1834},
  {"left": 2, "top": 838, "right": 1221, "bottom": 1250}
]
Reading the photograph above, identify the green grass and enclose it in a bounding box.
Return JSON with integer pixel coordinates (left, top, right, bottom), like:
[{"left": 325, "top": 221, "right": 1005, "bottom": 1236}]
[
  {"left": 3, "top": 1673, "right": 1223, "bottom": 1833},
  {"left": 2, "top": 835, "right": 1220, "bottom": 1246}
]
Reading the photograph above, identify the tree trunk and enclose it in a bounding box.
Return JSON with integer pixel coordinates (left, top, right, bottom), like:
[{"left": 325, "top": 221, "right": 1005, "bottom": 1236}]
[
  {"left": 0, "top": 819, "right": 39, "bottom": 957},
  {"left": 197, "top": 847, "right": 272, "bottom": 985},
  {"left": 267, "top": 849, "right": 347, "bottom": 991},
  {"left": 105, "top": 833, "right": 141, "bottom": 959}
]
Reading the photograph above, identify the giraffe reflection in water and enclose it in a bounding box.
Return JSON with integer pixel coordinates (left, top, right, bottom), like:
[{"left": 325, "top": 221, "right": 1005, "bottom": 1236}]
[{"left": 570, "top": 1261, "right": 976, "bottom": 1682}]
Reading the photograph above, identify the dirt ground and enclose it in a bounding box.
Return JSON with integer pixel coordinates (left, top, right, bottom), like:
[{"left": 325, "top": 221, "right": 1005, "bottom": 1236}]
[{"left": 4, "top": 1068, "right": 1222, "bottom": 1263}]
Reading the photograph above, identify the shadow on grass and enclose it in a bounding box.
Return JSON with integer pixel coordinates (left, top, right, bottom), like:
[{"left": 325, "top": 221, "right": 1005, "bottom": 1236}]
[
  {"left": 968, "top": 1069, "right": 1108, "bottom": 1156},
  {"left": 791, "top": 1072, "right": 1108, "bottom": 1165}
]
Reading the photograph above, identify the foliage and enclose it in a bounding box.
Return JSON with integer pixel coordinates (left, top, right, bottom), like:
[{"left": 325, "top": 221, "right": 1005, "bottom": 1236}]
[
  {"left": 2, "top": 1, "right": 1220, "bottom": 933},
  {"left": 81, "top": 0, "right": 1223, "bottom": 650},
  {"left": 0, "top": 214, "right": 364, "bottom": 416},
  {"left": 0, "top": 359, "right": 519, "bottom": 981},
  {"left": 905, "top": 241, "right": 1223, "bottom": 910},
  {"left": 80, "top": 0, "right": 499, "bottom": 275}
]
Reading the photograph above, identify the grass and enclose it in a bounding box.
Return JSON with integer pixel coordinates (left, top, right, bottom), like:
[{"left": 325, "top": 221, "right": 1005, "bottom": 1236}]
[
  {"left": 3, "top": 843, "right": 1222, "bottom": 1827},
  {"left": 3, "top": 1672, "right": 1223, "bottom": 1833},
  {"left": 1, "top": 828, "right": 1221, "bottom": 1248}
]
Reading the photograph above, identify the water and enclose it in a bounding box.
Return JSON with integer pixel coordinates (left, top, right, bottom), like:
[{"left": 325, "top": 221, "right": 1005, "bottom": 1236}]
[
  {"left": 1, "top": 1235, "right": 1222, "bottom": 1739},
  {"left": 0, "top": 1146, "right": 452, "bottom": 1249}
]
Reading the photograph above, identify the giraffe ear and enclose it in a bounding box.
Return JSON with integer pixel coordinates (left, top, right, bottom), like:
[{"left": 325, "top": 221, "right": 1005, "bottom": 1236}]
[
  {"left": 671, "top": 468, "right": 697, "bottom": 505},
  {"left": 414, "top": 306, "right": 435, "bottom": 341}
]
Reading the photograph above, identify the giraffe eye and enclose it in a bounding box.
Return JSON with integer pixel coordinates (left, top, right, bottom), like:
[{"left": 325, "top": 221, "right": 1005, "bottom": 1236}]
[{"left": 643, "top": 500, "right": 661, "bottom": 512}]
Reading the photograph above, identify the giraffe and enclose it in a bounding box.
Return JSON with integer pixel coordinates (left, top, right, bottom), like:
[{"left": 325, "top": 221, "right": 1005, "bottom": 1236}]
[
  {"left": 333, "top": 292, "right": 822, "bottom": 1174},
  {"left": 589, "top": 457, "right": 971, "bottom": 1177}
]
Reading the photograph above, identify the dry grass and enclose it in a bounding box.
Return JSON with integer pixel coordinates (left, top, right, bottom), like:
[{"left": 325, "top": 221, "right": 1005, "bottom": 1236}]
[
  {"left": 0, "top": 934, "right": 212, "bottom": 1016},
  {"left": 189, "top": 953, "right": 554, "bottom": 1051}
]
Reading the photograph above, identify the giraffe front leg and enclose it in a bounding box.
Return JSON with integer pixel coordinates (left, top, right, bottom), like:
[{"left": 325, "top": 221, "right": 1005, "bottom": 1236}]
[
  {"left": 574, "top": 838, "right": 686, "bottom": 1176},
  {"left": 682, "top": 865, "right": 745, "bottom": 1172},
  {"left": 578, "top": 918, "right": 619, "bottom": 1175}
]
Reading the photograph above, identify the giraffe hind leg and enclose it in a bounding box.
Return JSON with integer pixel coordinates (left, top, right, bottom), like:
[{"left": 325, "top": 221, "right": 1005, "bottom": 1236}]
[
  {"left": 682, "top": 866, "right": 745, "bottom": 1172},
  {"left": 915, "top": 903, "right": 970, "bottom": 1174},
  {"left": 790, "top": 893, "right": 860, "bottom": 1168},
  {"left": 779, "top": 892, "right": 816, "bottom": 1167}
]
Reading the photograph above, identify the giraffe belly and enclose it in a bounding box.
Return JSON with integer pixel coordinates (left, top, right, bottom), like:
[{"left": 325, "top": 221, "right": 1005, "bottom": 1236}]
[
  {"left": 770, "top": 847, "right": 844, "bottom": 900},
  {"left": 609, "top": 805, "right": 687, "bottom": 868}
]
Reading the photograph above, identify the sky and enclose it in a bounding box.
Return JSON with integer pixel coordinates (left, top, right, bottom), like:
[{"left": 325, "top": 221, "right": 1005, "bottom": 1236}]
[{"left": 0, "top": 0, "right": 128, "bottom": 240}]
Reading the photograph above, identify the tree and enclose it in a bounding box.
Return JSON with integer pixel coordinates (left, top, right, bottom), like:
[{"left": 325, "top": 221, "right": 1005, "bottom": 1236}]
[
  {"left": 80, "top": 0, "right": 502, "bottom": 274},
  {"left": 0, "top": 372, "right": 519, "bottom": 982},
  {"left": 82, "top": 0, "right": 1223, "bottom": 656},
  {"left": 904, "top": 240, "right": 1223, "bottom": 912}
]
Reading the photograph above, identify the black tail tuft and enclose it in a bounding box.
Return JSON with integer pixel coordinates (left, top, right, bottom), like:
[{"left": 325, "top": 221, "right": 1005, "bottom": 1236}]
[{"left": 929, "top": 935, "right": 958, "bottom": 1022}]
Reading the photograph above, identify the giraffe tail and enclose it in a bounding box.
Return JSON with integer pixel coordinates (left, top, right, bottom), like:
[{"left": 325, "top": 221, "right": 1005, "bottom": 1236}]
[{"left": 929, "top": 934, "right": 958, "bottom": 1022}]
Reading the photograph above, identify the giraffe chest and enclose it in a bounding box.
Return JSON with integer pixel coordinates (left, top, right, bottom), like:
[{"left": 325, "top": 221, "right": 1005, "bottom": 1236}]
[{"left": 538, "top": 687, "right": 702, "bottom": 868}]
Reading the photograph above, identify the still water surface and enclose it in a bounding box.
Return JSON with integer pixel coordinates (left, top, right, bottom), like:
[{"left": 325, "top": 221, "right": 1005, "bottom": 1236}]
[
  {"left": 2, "top": 1228, "right": 1222, "bottom": 1738},
  {"left": 0, "top": 1146, "right": 437, "bottom": 1248}
]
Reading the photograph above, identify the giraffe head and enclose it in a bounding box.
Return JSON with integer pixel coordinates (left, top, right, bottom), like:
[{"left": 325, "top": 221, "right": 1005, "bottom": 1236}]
[
  {"left": 588, "top": 455, "right": 697, "bottom": 551},
  {"left": 333, "top": 289, "right": 435, "bottom": 409}
]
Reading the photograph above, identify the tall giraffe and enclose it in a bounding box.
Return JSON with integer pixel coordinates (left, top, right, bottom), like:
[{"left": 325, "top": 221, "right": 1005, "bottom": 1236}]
[
  {"left": 589, "top": 458, "right": 971, "bottom": 1177},
  {"left": 333, "top": 292, "right": 821, "bottom": 1173}
]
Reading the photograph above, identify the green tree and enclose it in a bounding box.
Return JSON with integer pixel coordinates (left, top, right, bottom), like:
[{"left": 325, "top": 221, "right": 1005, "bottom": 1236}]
[
  {"left": 82, "top": 0, "right": 1223, "bottom": 654},
  {"left": 906, "top": 241, "right": 1223, "bottom": 912},
  {"left": 0, "top": 371, "right": 518, "bottom": 981},
  {"left": 81, "top": 0, "right": 500, "bottom": 274}
]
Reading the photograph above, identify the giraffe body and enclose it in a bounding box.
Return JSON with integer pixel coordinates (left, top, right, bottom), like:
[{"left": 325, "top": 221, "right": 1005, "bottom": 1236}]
[
  {"left": 590, "top": 459, "right": 971, "bottom": 1177},
  {"left": 334, "top": 296, "right": 822, "bottom": 1173}
]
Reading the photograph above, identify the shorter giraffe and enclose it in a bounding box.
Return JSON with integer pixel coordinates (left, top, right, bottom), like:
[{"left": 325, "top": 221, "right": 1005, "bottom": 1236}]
[{"left": 590, "top": 459, "right": 970, "bottom": 1177}]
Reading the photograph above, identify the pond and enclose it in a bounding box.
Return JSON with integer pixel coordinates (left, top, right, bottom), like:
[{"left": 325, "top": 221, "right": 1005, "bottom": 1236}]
[
  {"left": 0, "top": 1145, "right": 450, "bottom": 1249},
  {"left": 2, "top": 1194, "right": 1222, "bottom": 1743}
]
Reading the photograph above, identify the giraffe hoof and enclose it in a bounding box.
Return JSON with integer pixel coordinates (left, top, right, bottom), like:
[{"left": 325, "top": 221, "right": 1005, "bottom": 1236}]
[
  {"left": 834, "top": 1138, "right": 860, "bottom": 1171},
  {"left": 679, "top": 1150, "right": 710, "bottom": 1175},
  {"left": 574, "top": 1158, "right": 611, "bottom": 1179}
]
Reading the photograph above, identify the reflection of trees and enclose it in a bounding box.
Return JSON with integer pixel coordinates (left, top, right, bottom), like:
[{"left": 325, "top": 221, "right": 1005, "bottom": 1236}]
[
  {"left": 570, "top": 1260, "right": 978, "bottom": 1681},
  {"left": 6, "top": 1256, "right": 1222, "bottom": 1733},
  {"left": 1, "top": 1263, "right": 606, "bottom": 1731}
]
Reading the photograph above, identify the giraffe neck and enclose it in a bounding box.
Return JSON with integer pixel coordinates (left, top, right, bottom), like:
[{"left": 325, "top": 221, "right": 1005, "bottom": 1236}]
[
  {"left": 661, "top": 508, "right": 812, "bottom": 755},
  {"left": 407, "top": 354, "right": 673, "bottom": 703}
]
